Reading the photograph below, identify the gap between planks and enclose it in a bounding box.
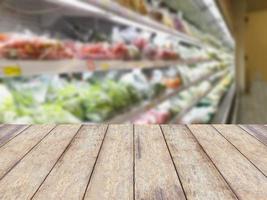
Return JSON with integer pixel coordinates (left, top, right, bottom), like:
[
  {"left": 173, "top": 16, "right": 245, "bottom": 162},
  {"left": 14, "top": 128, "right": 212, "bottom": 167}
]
[
  {"left": 0, "top": 125, "right": 266, "bottom": 200},
  {"left": 212, "top": 125, "right": 267, "bottom": 177},
  {"left": 188, "top": 125, "right": 267, "bottom": 200}
]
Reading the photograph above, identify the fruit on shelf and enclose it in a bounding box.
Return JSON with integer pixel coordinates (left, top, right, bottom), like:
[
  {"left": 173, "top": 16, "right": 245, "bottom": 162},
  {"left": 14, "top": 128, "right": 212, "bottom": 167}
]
[
  {"left": 117, "top": 0, "right": 148, "bottom": 15},
  {"left": 79, "top": 43, "right": 111, "bottom": 60},
  {"left": 143, "top": 44, "right": 158, "bottom": 60},
  {"left": 162, "top": 77, "right": 181, "bottom": 89},
  {"left": 133, "top": 37, "right": 148, "bottom": 50},
  {"left": 0, "top": 33, "right": 182, "bottom": 61},
  {"left": 0, "top": 34, "right": 9, "bottom": 42},
  {"left": 111, "top": 43, "right": 129, "bottom": 60},
  {"left": 157, "top": 49, "right": 180, "bottom": 60}
]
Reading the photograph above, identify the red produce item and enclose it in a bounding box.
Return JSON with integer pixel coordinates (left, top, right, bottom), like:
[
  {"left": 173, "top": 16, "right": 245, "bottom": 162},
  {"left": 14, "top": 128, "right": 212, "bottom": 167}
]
[
  {"left": 133, "top": 38, "right": 148, "bottom": 50},
  {"left": 149, "top": 110, "right": 170, "bottom": 124},
  {"left": 110, "top": 43, "right": 129, "bottom": 60},
  {"left": 162, "top": 77, "right": 181, "bottom": 89},
  {"left": 79, "top": 43, "right": 112, "bottom": 60},
  {"left": 0, "top": 38, "right": 74, "bottom": 60},
  {"left": 143, "top": 44, "right": 158, "bottom": 60},
  {"left": 0, "top": 34, "right": 9, "bottom": 42},
  {"left": 157, "top": 49, "right": 180, "bottom": 60}
]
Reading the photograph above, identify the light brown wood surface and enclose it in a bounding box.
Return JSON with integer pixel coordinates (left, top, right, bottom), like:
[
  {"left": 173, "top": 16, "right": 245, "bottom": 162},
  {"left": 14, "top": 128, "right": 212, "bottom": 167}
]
[
  {"left": 134, "top": 125, "right": 186, "bottom": 200},
  {"left": 240, "top": 125, "right": 267, "bottom": 146},
  {"left": 0, "top": 125, "right": 81, "bottom": 200},
  {"left": 32, "top": 125, "right": 107, "bottom": 200},
  {"left": 85, "top": 124, "right": 133, "bottom": 200},
  {"left": 0, "top": 124, "right": 29, "bottom": 147},
  {"left": 189, "top": 125, "right": 267, "bottom": 200},
  {"left": 214, "top": 125, "right": 267, "bottom": 176},
  {"left": 161, "top": 125, "right": 238, "bottom": 200},
  {"left": 0, "top": 124, "right": 266, "bottom": 200},
  {"left": 0, "top": 124, "right": 55, "bottom": 180}
]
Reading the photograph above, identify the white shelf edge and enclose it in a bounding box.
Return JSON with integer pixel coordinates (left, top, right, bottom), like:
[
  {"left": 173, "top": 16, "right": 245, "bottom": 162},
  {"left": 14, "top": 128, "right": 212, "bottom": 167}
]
[{"left": 0, "top": 59, "right": 210, "bottom": 77}]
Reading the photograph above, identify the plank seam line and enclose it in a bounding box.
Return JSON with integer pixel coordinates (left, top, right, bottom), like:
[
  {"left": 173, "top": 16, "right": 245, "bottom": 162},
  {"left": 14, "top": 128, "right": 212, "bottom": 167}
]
[
  {"left": 0, "top": 124, "right": 7, "bottom": 132},
  {"left": 159, "top": 125, "right": 188, "bottom": 200},
  {"left": 238, "top": 125, "right": 267, "bottom": 147},
  {"left": 0, "top": 125, "right": 23, "bottom": 139},
  {"left": 133, "top": 124, "right": 135, "bottom": 200},
  {"left": 212, "top": 125, "right": 267, "bottom": 178},
  {"left": 0, "top": 124, "right": 31, "bottom": 149},
  {"left": 186, "top": 125, "right": 240, "bottom": 200},
  {"left": 0, "top": 125, "right": 57, "bottom": 182},
  {"left": 82, "top": 124, "right": 109, "bottom": 200},
  {"left": 30, "top": 125, "right": 83, "bottom": 199}
]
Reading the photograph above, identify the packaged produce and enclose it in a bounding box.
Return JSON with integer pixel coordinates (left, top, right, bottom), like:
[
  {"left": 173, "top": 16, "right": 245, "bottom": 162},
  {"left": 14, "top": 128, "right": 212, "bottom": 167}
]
[
  {"left": 0, "top": 34, "right": 73, "bottom": 60},
  {"left": 117, "top": 0, "right": 148, "bottom": 14},
  {"left": 79, "top": 43, "right": 111, "bottom": 60},
  {"left": 0, "top": 84, "right": 17, "bottom": 123}
]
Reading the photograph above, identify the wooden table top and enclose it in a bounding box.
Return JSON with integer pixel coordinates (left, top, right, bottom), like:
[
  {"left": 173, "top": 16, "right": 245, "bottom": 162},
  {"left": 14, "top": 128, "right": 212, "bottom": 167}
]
[{"left": 0, "top": 124, "right": 266, "bottom": 200}]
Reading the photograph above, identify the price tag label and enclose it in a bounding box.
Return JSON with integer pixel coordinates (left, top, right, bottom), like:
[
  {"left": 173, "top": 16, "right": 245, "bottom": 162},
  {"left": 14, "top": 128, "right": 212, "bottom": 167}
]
[
  {"left": 87, "top": 60, "right": 95, "bottom": 71},
  {"left": 3, "top": 65, "right": 21, "bottom": 76},
  {"left": 100, "top": 63, "right": 110, "bottom": 71}
]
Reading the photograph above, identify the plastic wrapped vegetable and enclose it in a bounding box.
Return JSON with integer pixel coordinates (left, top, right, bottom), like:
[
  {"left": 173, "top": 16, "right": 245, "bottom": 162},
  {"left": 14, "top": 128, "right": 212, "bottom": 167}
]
[
  {"left": 82, "top": 84, "right": 114, "bottom": 122},
  {"left": 0, "top": 85, "right": 17, "bottom": 123},
  {"left": 33, "top": 104, "right": 81, "bottom": 124},
  {"left": 102, "top": 80, "right": 133, "bottom": 110},
  {"left": 55, "top": 84, "right": 85, "bottom": 119}
]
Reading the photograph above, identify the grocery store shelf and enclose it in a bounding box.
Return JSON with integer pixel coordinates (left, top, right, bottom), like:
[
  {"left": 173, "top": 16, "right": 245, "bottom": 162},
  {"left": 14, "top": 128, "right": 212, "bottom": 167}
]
[
  {"left": 45, "top": 0, "right": 203, "bottom": 47},
  {"left": 0, "top": 59, "right": 209, "bottom": 77},
  {"left": 107, "top": 70, "right": 224, "bottom": 123},
  {"left": 211, "top": 84, "right": 236, "bottom": 124},
  {"left": 170, "top": 71, "right": 228, "bottom": 124}
]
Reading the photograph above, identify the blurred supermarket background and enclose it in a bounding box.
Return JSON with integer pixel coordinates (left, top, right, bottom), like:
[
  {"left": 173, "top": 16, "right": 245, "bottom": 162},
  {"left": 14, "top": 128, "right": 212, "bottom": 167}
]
[{"left": 0, "top": 0, "right": 265, "bottom": 124}]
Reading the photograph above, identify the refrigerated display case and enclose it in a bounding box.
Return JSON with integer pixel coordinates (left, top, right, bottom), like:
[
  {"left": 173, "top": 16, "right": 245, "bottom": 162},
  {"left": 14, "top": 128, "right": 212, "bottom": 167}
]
[{"left": 0, "top": 0, "right": 235, "bottom": 124}]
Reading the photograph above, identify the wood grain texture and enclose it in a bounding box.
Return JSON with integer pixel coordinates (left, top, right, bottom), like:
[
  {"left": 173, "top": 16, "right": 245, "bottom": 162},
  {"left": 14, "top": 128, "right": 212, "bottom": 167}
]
[
  {"left": 240, "top": 125, "right": 267, "bottom": 146},
  {"left": 189, "top": 125, "right": 267, "bottom": 200},
  {"left": 85, "top": 124, "right": 133, "bottom": 200},
  {"left": 32, "top": 125, "right": 107, "bottom": 200},
  {"left": 0, "top": 124, "right": 81, "bottom": 200},
  {"left": 0, "top": 124, "right": 29, "bottom": 147},
  {"left": 0, "top": 124, "right": 55, "bottom": 180},
  {"left": 161, "top": 125, "right": 238, "bottom": 200},
  {"left": 214, "top": 125, "right": 267, "bottom": 176},
  {"left": 134, "top": 125, "right": 186, "bottom": 200}
]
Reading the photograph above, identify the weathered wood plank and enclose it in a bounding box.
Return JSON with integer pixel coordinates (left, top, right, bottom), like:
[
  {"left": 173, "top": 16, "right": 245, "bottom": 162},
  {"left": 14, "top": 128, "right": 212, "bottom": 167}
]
[
  {"left": 240, "top": 125, "right": 267, "bottom": 146},
  {"left": 0, "top": 124, "right": 29, "bottom": 147},
  {"left": 189, "top": 125, "right": 267, "bottom": 200},
  {"left": 84, "top": 124, "right": 133, "bottom": 200},
  {"left": 0, "top": 124, "right": 55, "bottom": 180},
  {"left": 214, "top": 125, "right": 267, "bottom": 176},
  {"left": 134, "top": 125, "right": 186, "bottom": 200},
  {"left": 32, "top": 125, "right": 107, "bottom": 200},
  {"left": 161, "top": 125, "right": 238, "bottom": 200},
  {"left": 0, "top": 124, "right": 81, "bottom": 200}
]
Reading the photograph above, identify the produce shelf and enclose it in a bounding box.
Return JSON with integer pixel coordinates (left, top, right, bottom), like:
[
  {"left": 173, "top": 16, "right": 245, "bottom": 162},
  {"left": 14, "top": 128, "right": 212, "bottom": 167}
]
[
  {"left": 170, "top": 70, "right": 229, "bottom": 124},
  {"left": 107, "top": 69, "right": 225, "bottom": 123},
  {"left": 0, "top": 59, "right": 210, "bottom": 77},
  {"left": 45, "top": 0, "right": 203, "bottom": 47},
  {"left": 211, "top": 83, "right": 236, "bottom": 124}
]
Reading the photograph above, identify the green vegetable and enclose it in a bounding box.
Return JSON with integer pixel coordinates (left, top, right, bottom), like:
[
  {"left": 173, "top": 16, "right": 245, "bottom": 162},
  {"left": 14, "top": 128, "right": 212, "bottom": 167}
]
[{"left": 33, "top": 104, "right": 81, "bottom": 124}]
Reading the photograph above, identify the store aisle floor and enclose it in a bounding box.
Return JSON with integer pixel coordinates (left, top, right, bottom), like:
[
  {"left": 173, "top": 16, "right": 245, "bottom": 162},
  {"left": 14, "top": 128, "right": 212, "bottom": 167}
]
[{"left": 238, "top": 80, "right": 267, "bottom": 123}]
